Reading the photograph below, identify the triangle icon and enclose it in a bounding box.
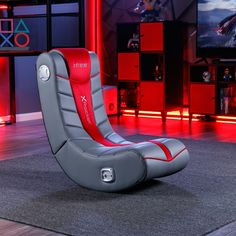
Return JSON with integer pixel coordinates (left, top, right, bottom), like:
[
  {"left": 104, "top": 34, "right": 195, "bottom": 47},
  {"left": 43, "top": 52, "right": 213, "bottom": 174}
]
[{"left": 14, "top": 19, "right": 30, "bottom": 33}]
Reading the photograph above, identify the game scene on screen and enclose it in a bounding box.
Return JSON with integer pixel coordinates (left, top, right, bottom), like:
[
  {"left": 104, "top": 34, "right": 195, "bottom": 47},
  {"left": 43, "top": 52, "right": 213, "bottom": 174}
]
[{"left": 198, "top": 0, "right": 236, "bottom": 48}]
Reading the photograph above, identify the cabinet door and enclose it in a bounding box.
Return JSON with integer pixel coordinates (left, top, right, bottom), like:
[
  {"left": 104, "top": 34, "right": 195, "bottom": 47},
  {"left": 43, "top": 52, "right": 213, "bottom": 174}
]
[
  {"left": 190, "top": 84, "right": 215, "bottom": 114},
  {"left": 140, "top": 22, "right": 163, "bottom": 52},
  {"left": 140, "top": 82, "right": 164, "bottom": 111},
  {"left": 118, "top": 53, "right": 140, "bottom": 81}
]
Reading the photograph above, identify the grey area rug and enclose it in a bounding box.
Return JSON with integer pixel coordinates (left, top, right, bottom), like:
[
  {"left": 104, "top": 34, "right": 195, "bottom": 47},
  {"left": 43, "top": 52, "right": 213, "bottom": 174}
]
[{"left": 0, "top": 135, "right": 236, "bottom": 236}]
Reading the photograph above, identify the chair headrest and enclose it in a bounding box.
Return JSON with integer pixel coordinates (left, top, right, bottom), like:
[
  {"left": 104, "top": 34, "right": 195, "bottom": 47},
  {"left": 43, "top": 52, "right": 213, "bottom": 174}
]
[{"left": 52, "top": 48, "right": 91, "bottom": 85}]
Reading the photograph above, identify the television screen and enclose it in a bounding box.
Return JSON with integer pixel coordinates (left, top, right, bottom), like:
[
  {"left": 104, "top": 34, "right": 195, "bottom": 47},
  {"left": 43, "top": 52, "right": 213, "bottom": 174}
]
[{"left": 197, "top": 0, "right": 236, "bottom": 58}]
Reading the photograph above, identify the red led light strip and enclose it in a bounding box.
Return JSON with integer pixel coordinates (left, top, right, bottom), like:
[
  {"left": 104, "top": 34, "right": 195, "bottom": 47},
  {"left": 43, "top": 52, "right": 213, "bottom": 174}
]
[
  {"left": 86, "top": 0, "right": 103, "bottom": 83},
  {"left": 216, "top": 116, "right": 236, "bottom": 121},
  {"left": 0, "top": 5, "right": 8, "bottom": 10},
  {"left": 121, "top": 110, "right": 236, "bottom": 123}
]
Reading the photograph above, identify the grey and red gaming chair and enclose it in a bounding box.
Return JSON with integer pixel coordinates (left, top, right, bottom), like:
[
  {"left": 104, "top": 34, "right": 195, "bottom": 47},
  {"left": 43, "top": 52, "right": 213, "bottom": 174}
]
[{"left": 36, "top": 48, "right": 189, "bottom": 192}]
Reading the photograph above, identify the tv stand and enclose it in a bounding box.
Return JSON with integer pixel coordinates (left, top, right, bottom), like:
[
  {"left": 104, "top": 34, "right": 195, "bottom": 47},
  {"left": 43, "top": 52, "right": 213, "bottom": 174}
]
[
  {"left": 189, "top": 61, "right": 236, "bottom": 121},
  {"left": 194, "top": 57, "right": 208, "bottom": 65}
]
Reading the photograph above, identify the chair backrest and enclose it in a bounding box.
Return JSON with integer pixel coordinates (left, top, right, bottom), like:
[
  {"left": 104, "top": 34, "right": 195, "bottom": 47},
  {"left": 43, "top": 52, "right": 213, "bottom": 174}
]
[{"left": 37, "top": 48, "right": 129, "bottom": 154}]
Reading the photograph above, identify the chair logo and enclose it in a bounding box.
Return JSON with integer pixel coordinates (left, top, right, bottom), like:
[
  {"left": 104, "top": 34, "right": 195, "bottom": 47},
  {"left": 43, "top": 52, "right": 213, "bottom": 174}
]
[
  {"left": 81, "top": 96, "right": 87, "bottom": 103},
  {"left": 81, "top": 95, "right": 91, "bottom": 124},
  {"left": 73, "top": 63, "right": 88, "bottom": 68},
  {"left": 0, "top": 18, "right": 30, "bottom": 49}
]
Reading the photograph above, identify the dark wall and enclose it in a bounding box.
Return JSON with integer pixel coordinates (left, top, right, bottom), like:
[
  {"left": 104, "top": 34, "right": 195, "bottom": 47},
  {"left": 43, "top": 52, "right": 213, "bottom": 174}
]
[{"left": 15, "top": 56, "right": 41, "bottom": 114}]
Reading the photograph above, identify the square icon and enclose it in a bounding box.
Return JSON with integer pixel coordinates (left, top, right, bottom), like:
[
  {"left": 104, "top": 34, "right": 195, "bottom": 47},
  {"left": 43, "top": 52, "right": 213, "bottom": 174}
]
[{"left": 0, "top": 19, "right": 13, "bottom": 33}]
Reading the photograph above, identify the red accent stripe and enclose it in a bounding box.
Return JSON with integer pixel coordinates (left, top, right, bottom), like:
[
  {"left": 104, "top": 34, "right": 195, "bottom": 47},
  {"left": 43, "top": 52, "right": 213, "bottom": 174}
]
[
  {"left": 55, "top": 48, "right": 123, "bottom": 147},
  {"left": 144, "top": 148, "right": 187, "bottom": 162},
  {"left": 56, "top": 74, "right": 69, "bottom": 80},
  {"left": 149, "top": 140, "right": 173, "bottom": 161}
]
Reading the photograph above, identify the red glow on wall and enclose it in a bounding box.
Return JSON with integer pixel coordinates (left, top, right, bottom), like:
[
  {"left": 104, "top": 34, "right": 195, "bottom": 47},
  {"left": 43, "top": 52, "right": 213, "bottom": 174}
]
[
  {"left": 96, "top": 0, "right": 102, "bottom": 59},
  {"left": 85, "top": 1, "right": 96, "bottom": 51},
  {"left": 85, "top": 0, "right": 103, "bottom": 83},
  {"left": 0, "top": 4, "right": 8, "bottom": 10}
]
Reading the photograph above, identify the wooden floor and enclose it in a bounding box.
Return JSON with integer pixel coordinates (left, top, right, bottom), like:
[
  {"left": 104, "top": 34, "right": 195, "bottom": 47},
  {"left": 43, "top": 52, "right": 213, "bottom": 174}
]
[
  {"left": 0, "top": 219, "right": 64, "bottom": 236},
  {"left": 0, "top": 116, "right": 236, "bottom": 235},
  {"left": 111, "top": 115, "right": 236, "bottom": 143}
]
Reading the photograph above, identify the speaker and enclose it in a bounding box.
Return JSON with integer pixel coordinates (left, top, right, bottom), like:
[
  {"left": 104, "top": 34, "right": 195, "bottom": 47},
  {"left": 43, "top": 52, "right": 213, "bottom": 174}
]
[{"left": 102, "top": 85, "right": 117, "bottom": 115}]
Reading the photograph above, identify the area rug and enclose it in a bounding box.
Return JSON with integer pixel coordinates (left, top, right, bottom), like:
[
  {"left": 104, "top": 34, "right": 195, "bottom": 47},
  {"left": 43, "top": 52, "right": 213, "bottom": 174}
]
[{"left": 0, "top": 135, "right": 235, "bottom": 236}]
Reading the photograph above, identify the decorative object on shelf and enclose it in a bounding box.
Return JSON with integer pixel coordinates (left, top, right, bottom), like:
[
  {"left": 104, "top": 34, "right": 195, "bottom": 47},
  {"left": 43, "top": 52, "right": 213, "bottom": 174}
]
[
  {"left": 202, "top": 71, "right": 211, "bottom": 82},
  {"left": 127, "top": 33, "right": 140, "bottom": 50},
  {"left": 224, "top": 96, "right": 230, "bottom": 114},
  {"left": 120, "top": 89, "right": 127, "bottom": 108},
  {"left": 223, "top": 67, "right": 232, "bottom": 82},
  {"left": 220, "top": 87, "right": 233, "bottom": 114},
  {"left": 0, "top": 18, "right": 30, "bottom": 50},
  {"left": 134, "top": 0, "right": 162, "bottom": 22},
  {"left": 220, "top": 88, "right": 224, "bottom": 114},
  {"left": 154, "top": 65, "right": 162, "bottom": 81}
]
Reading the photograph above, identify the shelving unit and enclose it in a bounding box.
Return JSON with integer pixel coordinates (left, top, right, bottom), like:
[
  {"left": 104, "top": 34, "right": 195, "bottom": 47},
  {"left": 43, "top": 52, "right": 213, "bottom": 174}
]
[
  {"left": 189, "top": 63, "right": 236, "bottom": 120},
  {"left": 189, "top": 65, "right": 216, "bottom": 119},
  {"left": 117, "top": 22, "right": 184, "bottom": 122}
]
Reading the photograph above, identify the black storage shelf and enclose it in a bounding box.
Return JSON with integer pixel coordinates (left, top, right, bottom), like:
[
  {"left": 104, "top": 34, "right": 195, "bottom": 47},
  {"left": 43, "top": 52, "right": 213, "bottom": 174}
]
[
  {"left": 189, "top": 63, "right": 236, "bottom": 117},
  {"left": 117, "top": 23, "right": 140, "bottom": 53},
  {"left": 117, "top": 22, "right": 184, "bottom": 121}
]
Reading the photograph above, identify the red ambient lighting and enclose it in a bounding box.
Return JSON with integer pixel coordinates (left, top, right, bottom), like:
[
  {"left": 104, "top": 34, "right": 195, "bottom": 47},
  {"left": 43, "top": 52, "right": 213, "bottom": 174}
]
[
  {"left": 216, "top": 116, "right": 236, "bottom": 121},
  {"left": 0, "top": 117, "right": 4, "bottom": 124},
  {"left": 85, "top": 0, "right": 103, "bottom": 83},
  {"left": 0, "top": 5, "right": 8, "bottom": 10},
  {"left": 121, "top": 109, "right": 236, "bottom": 123}
]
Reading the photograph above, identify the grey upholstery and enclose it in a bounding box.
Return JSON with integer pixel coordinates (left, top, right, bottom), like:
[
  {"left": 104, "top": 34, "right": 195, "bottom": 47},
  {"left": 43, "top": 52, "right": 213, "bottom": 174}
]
[{"left": 36, "top": 49, "right": 189, "bottom": 192}]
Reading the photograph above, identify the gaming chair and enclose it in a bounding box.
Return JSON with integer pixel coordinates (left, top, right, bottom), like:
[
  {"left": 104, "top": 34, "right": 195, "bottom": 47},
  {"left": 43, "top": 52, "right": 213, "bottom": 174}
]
[{"left": 36, "top": 48, "right": 189, "bottom": 192}]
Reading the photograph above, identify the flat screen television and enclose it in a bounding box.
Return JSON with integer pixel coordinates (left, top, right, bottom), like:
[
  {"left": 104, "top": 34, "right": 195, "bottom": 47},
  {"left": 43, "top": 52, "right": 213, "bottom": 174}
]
[{"left": 197, "top": 0, "right": 236, "bottom": 58}]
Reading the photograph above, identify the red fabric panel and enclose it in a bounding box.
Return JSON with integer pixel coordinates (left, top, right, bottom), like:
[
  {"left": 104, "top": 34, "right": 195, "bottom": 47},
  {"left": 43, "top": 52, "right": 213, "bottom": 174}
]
[
  {"left": 140, "top": 23, "right": 163, "bottom": 51},
  {"left": 149, "top": 140, "right": 173, "bottom": 161},
  {"left": 56, "top": 48, "right": 122, "bottom": 146},
  {"left": 118, "top": 53, "right": 140, "bottom": 81},
  {"left": 190, "top": 84, "right": 215, "bottom": 114},
  {"left": 144, "top": 147, "right": 187, "bottom": 162}
]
